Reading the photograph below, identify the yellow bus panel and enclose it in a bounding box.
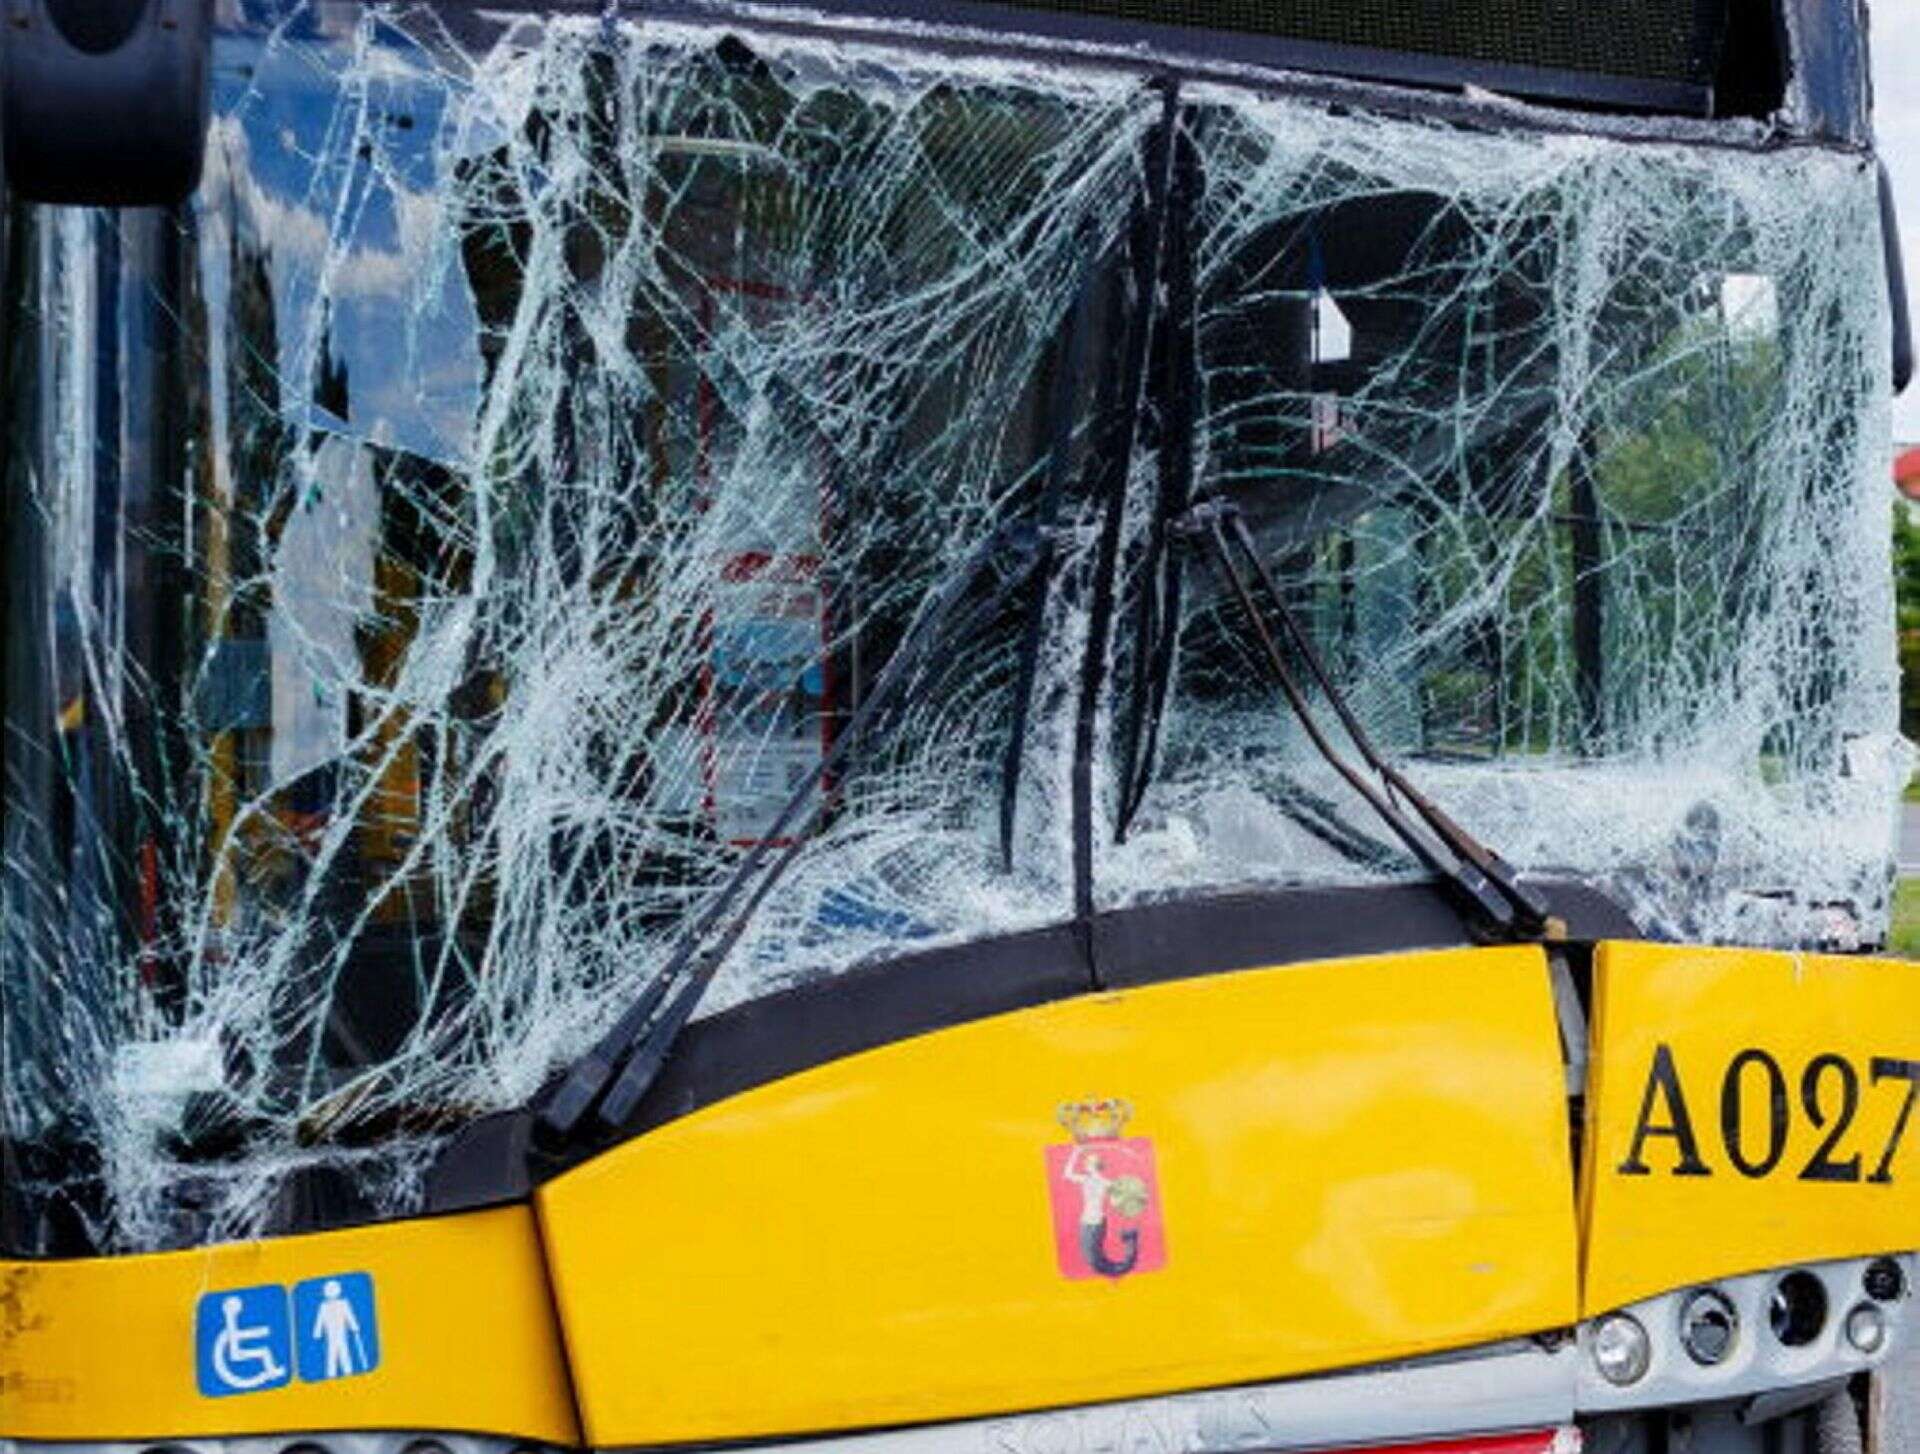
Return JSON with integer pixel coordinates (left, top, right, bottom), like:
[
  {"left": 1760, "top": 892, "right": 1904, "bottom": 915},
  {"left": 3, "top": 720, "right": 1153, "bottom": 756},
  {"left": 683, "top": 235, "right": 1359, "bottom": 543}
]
[
  {"left": 538, "top": 945, "right": 1578, "bottom": 1447},
  {"left": 0, "top": 1204, "right": 580, "bottom": 1444},
  {"left": 1581, "top": 940, "right": 1920, "bottom": 1315}
]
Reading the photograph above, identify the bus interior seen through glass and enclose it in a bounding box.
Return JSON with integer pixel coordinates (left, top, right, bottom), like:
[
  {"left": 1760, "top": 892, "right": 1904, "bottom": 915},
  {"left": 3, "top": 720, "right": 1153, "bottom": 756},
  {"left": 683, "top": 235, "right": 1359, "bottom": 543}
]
[
  {"left": 12, "top": 176, "right": 1783, "bottom": 1078},
  {"left": 0, "top": 22, "right": 1889, "bottom": 1251}
]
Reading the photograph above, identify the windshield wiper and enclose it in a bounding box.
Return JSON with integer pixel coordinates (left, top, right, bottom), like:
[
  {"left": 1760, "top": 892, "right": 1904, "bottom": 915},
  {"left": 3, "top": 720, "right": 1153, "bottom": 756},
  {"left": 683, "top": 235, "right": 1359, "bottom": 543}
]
[
  {"left": 1178, "top": 499, "right": 1558, "bottom": 941},
  {"left": 537, "top": 519, "right": 1055, "bottom": 1147}
]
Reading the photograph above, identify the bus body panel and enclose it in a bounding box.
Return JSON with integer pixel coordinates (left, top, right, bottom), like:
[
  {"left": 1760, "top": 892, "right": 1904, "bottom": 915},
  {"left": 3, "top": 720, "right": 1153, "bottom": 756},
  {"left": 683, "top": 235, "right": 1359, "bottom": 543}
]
[
  {"left": 0, "top": 1204, "right": 580, "bottom": 1444},
  {"left": 1581, "top": 941, "right": 1920, "bottom": 1314},
  {"left": 536, "top": 945, "right": 1577, "bottom": 1447}
]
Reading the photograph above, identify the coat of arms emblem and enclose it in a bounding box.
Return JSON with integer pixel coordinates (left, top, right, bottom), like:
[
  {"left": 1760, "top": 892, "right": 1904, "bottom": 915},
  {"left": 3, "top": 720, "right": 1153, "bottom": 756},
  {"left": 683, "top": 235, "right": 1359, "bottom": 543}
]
[{"left": 1044, "top": 1098, "right": 1167, "bottom": 1280}]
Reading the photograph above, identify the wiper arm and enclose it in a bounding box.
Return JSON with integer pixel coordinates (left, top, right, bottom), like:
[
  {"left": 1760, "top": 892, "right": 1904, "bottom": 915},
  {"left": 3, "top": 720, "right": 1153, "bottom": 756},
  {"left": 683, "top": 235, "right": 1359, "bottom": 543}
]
[
  {"left": 538, "top": 520, "right": 1054, "bottom": 1147},
  {"left": 1178, "top": 499, "right": 1558, "bottom": 940}
]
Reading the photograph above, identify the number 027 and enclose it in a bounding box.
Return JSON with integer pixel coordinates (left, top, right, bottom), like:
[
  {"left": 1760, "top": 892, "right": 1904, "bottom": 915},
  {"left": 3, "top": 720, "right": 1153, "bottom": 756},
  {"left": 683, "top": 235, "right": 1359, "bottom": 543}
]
[{"left": 1616, "top": 1047, "right": 1920, "bottom": 1184}]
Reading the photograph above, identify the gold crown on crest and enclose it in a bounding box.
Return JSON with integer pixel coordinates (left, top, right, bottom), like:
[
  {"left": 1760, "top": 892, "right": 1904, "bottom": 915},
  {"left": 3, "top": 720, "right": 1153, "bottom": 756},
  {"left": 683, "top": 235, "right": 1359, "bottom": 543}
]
[{"left": 1058, "top": 1097, "right": 1132, "bottom": 1143}]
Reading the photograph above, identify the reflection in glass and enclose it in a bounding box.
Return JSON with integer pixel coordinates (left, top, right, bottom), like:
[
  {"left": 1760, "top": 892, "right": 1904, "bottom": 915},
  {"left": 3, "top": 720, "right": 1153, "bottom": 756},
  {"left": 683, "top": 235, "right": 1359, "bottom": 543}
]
[{"left": 0, "top": 10, "right": 1895, "bottom": 1251}]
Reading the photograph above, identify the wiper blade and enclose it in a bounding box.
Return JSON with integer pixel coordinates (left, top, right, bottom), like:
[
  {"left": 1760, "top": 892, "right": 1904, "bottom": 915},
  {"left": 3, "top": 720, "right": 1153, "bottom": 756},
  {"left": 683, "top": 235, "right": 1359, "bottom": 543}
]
[
  {"left": 1267, "top": 773, "right": 1406, "bottom": 872},
  {"left": 538, "top": 520, "right": 1055, "bottom": 1147},
  {"left": 1178, "top": 499, "right": 1558, "bottom": 940}
]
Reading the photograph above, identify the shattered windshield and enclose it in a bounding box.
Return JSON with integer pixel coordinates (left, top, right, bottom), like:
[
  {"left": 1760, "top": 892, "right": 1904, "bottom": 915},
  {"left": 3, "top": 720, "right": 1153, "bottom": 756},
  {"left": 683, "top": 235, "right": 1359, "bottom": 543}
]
[{"left": 0, "top": 4, "right": 1899, "bottom": 1251}]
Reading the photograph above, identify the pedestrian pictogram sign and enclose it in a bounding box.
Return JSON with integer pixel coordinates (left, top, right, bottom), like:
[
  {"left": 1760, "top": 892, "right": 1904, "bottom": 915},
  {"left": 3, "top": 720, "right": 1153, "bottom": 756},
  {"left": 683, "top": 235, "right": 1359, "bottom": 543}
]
[{"left": 294, "top": 1271, "right": 380, "bottom": 1381}]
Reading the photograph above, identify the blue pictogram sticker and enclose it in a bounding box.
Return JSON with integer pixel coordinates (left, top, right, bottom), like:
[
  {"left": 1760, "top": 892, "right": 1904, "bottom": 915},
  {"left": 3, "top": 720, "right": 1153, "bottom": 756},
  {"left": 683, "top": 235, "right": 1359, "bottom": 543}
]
[
  {"left": 195, "top": 1283, "right": 292, "bottom": 1397},
  {"left": 293, "top": 1271, "right": 380, "bottom": 1382}
]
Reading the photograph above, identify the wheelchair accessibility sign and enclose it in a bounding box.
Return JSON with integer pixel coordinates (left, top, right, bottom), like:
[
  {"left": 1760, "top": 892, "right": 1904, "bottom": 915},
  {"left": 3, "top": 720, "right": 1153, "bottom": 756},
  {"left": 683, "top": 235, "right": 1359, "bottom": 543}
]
[
  {"left": 196, "top": 1284, "right": 291, "bottom": 1396},
  {"left": 195, "top": 1272, "right": 379, "bottom": 1397}
]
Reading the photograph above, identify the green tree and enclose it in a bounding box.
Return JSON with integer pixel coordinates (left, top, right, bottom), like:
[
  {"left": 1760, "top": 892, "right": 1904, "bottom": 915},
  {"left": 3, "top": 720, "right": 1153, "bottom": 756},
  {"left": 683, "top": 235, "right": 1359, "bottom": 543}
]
[{"left": 1892, "top": 497, "right": 1920, "bottom": 740}]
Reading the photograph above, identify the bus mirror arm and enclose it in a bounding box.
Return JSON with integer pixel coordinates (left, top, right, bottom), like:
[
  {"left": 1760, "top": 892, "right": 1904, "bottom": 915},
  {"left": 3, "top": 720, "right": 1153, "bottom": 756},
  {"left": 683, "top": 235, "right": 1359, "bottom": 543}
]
[{"left": 1881, "top": 160, "right": 1914, "bottom": 396}]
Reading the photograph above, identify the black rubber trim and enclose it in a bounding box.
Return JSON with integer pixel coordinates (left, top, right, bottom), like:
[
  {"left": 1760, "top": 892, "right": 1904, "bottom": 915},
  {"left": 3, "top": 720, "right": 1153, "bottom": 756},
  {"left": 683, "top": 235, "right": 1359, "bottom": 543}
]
[
  {"left": 613, "top": 920, "right": 1096, "bottom": 1142},
  {"left": 426, "top": 875, "right": 1635, "bottom": 1205},
  {"left": 430, "top": 920, "right": 1095, "bottom": 1204},
  {"left": 1094, "top": 879, "right": 1635, "bottom": 989}
]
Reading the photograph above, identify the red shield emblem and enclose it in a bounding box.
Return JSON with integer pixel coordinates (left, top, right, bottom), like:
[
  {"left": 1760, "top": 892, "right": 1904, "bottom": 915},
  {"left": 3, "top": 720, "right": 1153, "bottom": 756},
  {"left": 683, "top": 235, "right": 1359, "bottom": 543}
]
[{"left": 1045, "top": 1099, "right": 1167, "bottom": 1280}]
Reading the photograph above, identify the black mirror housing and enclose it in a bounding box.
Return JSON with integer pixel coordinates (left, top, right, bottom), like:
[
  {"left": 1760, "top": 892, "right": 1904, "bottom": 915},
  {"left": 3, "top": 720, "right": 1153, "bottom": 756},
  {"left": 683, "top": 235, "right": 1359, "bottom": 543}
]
[
  {"left": 1, "top": 0, "right": 211, "bottom": 208},
  {"left": 1882, "top": 161, "right": 1914, "bottom": 396}
]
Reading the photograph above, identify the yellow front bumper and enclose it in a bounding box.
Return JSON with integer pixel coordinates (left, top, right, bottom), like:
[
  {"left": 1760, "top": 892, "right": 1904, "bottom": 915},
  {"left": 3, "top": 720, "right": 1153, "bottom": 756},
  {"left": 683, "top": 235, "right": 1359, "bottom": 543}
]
[{"left": 4, "top": 941, "right": 1916, "bottom": 1447}]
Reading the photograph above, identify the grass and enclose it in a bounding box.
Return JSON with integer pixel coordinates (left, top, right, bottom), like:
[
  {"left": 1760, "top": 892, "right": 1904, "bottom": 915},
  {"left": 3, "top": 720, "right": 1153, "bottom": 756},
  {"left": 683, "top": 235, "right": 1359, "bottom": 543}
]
[
  {"left": 1890, "top": 879, "right": 1920, "bottom": 958},
  {"left": 1888, "top": 769, "right": 1920, "bottom": 954}
]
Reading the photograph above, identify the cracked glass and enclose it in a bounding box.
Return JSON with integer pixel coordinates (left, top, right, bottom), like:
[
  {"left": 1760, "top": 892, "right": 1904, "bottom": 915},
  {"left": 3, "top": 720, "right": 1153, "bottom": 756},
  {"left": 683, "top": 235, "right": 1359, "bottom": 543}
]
[{"left": 0, "top": 3, "right": 1899, "bottom": 1251}]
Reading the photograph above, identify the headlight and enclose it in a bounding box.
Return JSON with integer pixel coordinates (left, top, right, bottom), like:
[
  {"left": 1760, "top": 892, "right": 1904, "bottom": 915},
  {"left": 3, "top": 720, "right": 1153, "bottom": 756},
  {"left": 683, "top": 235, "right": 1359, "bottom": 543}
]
[
  {"left": 1679, "top": 1288, "right": 1738, "bottom": 1365},
  {"left": 1769, "top": 1271, "right": 1828, "bottom": 1347},
  {"left": 1864, "top": 1258, "right": 1906, "bottom": 1303},
  {"left": 1578, "top": 1256, "right": 1913, "bottom": 1415},
  {"left": 1592, "top": 1313, "right": 1652, "bottom": 1386}
]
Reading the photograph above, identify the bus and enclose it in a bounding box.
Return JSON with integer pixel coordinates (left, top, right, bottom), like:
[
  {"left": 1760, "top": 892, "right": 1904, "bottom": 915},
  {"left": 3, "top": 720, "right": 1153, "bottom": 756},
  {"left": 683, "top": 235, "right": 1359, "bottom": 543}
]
[{"left": 1, "top": 3, "right": 1915, "bottom": 1454}]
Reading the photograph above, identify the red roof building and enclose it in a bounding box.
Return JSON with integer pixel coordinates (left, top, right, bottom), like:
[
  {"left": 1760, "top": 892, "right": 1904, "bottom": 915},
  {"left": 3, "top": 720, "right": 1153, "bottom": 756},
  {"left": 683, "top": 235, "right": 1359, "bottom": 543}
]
[{"left": 1899, "top": 445, "right": 1920, "bottom": 501}]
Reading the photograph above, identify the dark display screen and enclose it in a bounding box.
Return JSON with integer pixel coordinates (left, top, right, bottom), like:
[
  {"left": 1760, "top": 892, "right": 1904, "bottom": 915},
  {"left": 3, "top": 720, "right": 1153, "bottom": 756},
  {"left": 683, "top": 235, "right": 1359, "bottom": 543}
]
[
  {"left": 992, "top": 0, "right": 1723, "bottom": 83},
  {"left": 746, "top": 0, "right": 1737, "bottom": 112}
]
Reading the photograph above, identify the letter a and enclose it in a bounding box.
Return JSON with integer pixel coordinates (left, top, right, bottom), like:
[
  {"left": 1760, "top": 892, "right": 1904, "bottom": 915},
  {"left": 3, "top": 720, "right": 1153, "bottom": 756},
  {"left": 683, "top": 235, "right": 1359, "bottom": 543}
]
[{"left": 1617, "top": 1044, "right": 1711, "bottom": 1176}]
